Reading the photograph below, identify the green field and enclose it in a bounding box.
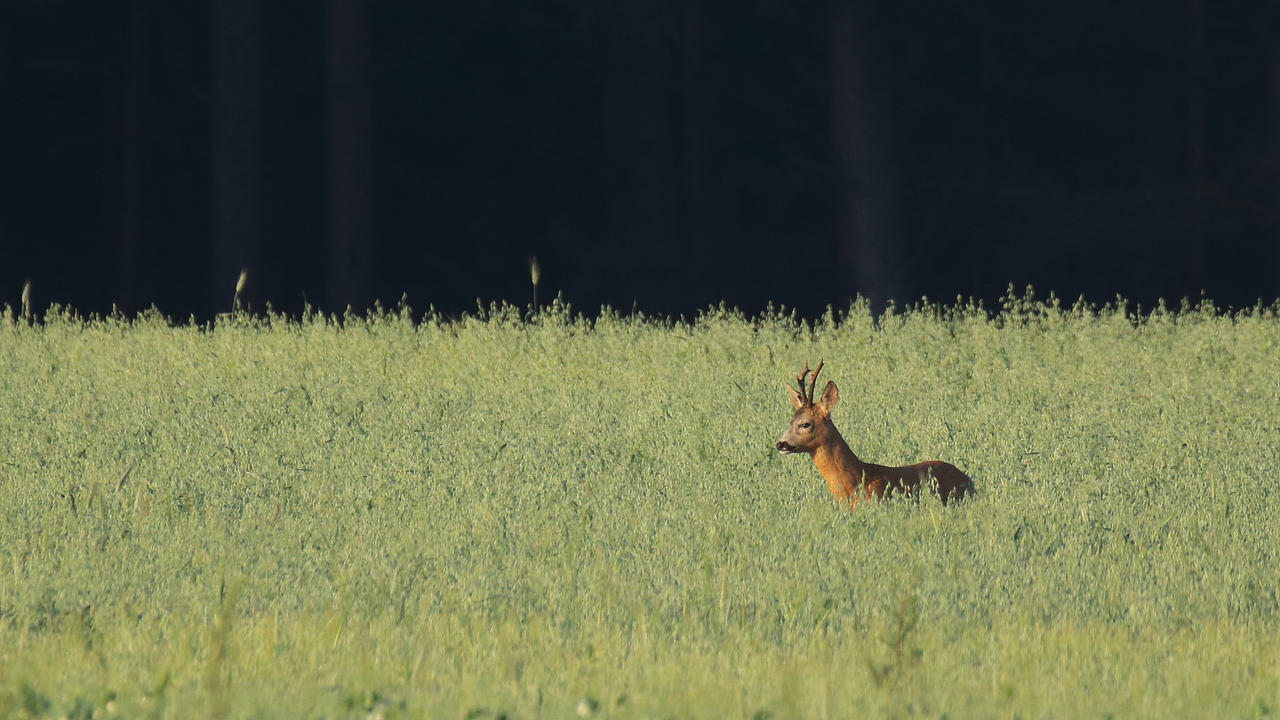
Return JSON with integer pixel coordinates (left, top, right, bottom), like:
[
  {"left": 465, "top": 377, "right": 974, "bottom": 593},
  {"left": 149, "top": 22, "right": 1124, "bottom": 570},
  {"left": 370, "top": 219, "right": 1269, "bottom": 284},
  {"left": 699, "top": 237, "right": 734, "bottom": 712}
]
[{"left": 2, "top": 293, "right": 1278, "bottom": 718}]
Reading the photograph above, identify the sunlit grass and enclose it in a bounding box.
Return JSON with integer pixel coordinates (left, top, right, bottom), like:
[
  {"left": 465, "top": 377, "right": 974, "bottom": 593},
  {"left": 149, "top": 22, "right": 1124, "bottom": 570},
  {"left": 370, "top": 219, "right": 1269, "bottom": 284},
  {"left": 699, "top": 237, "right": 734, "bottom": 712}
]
[{"left": 1, "top": 291, "right": 1277, "bottom": 718}]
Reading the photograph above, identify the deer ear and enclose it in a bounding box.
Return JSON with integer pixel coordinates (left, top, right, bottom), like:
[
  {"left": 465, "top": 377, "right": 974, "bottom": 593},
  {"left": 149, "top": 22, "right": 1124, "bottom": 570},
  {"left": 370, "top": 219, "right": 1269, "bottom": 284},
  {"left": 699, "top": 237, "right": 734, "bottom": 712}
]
[
  {"left": 817, "top": 380, "right": 839, "bottom": 411},
  {"left": 785, "top": 383, "right": 805, "bottom": 410}
]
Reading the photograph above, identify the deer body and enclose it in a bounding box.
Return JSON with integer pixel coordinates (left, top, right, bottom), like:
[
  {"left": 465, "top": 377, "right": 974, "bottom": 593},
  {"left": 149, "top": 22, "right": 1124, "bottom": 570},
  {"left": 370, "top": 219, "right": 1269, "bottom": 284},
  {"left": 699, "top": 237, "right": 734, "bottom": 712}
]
[{"left": 777, "top": 361, "right": 974, "bottom": 508}]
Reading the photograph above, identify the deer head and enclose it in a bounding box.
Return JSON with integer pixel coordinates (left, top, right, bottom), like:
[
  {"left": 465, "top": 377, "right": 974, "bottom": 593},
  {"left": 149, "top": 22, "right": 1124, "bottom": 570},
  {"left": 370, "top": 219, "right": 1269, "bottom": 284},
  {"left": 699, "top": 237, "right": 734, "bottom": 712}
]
[{"left": 776, "top": 360, "right": 840, "bottom": 455}]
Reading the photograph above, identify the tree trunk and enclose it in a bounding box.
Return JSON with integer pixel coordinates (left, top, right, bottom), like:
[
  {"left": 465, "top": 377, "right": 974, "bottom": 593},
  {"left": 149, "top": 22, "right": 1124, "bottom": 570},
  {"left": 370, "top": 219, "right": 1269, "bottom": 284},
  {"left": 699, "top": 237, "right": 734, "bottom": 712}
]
[
  {"left": 211, "top": 0, "right": 264, "bottom": 313},
  {"left": 326, "top": 0, "right": 375, "bottom": 313},
  {"left": 828, "top": 0, "right": 902, "bottom": 307}
]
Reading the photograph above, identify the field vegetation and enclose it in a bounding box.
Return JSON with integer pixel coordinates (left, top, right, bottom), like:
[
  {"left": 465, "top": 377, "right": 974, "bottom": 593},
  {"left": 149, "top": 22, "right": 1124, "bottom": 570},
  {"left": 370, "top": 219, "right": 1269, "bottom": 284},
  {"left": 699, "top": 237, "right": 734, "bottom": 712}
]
[{"left": 1, "top": 290, "right": 1278, "bottom": 718}]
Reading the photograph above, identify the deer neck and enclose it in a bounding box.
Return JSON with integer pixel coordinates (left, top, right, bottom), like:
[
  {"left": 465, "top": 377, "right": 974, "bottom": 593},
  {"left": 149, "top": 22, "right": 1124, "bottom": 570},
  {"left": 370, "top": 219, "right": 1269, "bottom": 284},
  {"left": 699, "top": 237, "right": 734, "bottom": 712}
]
[{"left": 812, "top": 424, "right": 863, "bottom": 502}]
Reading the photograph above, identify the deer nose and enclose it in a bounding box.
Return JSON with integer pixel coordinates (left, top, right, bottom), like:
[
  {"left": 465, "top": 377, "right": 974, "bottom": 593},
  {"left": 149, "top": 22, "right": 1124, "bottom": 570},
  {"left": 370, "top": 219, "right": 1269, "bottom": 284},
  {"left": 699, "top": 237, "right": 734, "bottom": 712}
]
[{"left": 776, "top": 441, "right": 793, "bottom": 453}]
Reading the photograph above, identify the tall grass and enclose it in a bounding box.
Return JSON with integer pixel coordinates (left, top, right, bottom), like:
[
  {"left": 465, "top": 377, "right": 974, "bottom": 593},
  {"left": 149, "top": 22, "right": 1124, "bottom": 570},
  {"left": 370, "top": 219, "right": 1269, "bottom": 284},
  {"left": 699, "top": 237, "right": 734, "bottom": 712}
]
[{"left": 1, "top": 292, "right": 1278, "bottom": 718}]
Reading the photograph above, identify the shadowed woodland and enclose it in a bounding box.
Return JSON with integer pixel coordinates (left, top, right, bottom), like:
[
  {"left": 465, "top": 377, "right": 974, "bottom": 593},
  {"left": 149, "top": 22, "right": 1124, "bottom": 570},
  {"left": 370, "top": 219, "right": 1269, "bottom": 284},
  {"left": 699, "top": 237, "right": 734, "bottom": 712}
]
[{"left": 2, "top": 1, "right": 1278, "bottom": 318}]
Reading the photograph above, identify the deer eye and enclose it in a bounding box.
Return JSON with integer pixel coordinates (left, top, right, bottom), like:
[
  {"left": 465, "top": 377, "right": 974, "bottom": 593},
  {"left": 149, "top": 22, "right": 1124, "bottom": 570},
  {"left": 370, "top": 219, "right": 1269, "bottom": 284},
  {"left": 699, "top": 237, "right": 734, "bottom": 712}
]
[{"left": 800, "top": 421, "right": 813, "bottom": 430}]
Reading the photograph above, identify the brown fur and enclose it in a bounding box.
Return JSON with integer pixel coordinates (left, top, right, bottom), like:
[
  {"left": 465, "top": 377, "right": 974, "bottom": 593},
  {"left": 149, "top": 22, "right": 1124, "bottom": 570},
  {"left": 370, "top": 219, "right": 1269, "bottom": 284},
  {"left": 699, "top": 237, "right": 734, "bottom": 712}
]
[{"left": 777, "top": 368, "right": 974, "bottom": 509}]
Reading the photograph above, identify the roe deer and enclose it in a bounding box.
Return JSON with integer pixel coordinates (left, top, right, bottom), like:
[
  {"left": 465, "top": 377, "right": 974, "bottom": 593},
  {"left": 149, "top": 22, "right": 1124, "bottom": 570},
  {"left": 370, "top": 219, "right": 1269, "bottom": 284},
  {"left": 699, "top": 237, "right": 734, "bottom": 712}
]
[{"left": 776, "top": 361, "right": 974, "bottom": 508}]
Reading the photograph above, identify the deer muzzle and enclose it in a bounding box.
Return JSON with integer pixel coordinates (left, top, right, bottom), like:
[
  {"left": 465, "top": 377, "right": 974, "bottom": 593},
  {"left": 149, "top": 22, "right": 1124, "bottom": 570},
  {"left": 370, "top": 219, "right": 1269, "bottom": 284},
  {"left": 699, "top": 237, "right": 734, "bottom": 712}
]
[{"left": 776, "top": 440, "right": 796, "bottom": 454}]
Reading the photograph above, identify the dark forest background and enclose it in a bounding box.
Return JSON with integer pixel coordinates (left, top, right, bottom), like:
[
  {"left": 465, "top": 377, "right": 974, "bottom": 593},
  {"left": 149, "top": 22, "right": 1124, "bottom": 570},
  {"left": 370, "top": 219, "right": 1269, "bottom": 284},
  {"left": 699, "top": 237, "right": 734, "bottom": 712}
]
[{"left": 3, "top": 1, "right": 1279, "bottom": 320}]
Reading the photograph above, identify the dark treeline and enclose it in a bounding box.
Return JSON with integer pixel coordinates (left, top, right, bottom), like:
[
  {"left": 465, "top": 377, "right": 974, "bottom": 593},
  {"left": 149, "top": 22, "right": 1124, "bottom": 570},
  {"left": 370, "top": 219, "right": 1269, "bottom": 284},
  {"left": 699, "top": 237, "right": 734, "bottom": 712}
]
[{"left": 2, "top": 1, "right": 1277, "bottom": 319}]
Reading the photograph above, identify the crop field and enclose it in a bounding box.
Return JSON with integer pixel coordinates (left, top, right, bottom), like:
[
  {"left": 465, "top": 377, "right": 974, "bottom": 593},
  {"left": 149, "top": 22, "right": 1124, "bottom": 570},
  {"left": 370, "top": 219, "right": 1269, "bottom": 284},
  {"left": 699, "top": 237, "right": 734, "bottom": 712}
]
[{"left": 1, "top": 292, "right": 1278, "bottom": 718}]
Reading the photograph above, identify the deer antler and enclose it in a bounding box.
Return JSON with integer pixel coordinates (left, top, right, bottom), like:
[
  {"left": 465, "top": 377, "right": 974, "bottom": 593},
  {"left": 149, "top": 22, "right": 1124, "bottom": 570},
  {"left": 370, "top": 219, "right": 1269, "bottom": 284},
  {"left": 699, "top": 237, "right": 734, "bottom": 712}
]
[
  {"left": 793, "top": 359, "right": 825, "bottom": 405},
  {"left": 795, "top": 362, "right": 813, "bottom": 405},
  {"left": 808, "top": 359, "right": 824, "bottom": 403}
]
